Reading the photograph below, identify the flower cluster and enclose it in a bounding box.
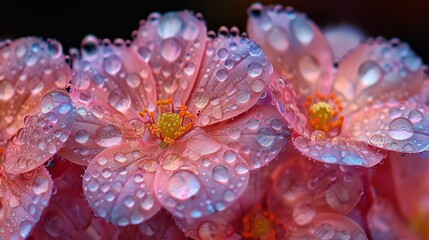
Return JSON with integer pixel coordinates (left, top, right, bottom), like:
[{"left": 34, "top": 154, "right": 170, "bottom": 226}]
[{"left": 0, "top": 3, "right": 427, "bottom": 240}]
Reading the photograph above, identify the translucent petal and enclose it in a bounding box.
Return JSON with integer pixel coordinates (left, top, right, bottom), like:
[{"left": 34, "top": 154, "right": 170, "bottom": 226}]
[
  {"left": 0, "top": 38, "right": 71, "bottom": 141},
  {"left": 154, "top": 130, "right": 249, "bottom": 220},
  {"left": 247, "top": 3, "right": 334, "bottom": 106},
  {"left": 0, "top": 166, "right": 52, "bottom": 239},
  {"left": 206, "top": 105, "right": 290, "bottom": 170},
  {"left": 83, "top": 143, "right": 162, "bottom": 226},
  {"left": 333, "top": 38, "right": 425, "bottom": 115},
  {"left": 187, "top": 33, "right": 273, "bottom": 126},
  {"left": 344, "top": 100, "right": 429, "bottom": 153},
  {"left": 132, "top": 11, "right": 207, "bottom": 105},
  {"left": 3, "top": 90, "right": 76, "bottom": 174},
  {"left": 323, "top": 24, "right": 365, "bottom": 61}
]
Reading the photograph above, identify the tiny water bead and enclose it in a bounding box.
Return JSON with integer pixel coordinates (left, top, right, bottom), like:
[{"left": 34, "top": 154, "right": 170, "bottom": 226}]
[
  {"left": 140, "top": 98, "right": 194, "bottom": 145},
  {"left": 306, "top": 93, "right": 344, "bottom": 132}
]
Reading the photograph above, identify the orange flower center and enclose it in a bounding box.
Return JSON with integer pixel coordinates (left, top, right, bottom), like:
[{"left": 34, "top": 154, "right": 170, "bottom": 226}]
[
  {"left": 139, "top": 98, "right": 194, "bottom": 146},
  {"left": 306, "top": 93, "right": 344, "bottom": 132},
  {"left": 241, "top": 205, "right": 278, "bottom": 240}
]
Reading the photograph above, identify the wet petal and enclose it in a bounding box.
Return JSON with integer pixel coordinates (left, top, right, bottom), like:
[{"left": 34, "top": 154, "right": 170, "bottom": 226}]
[
  {"left": 333, "top": 38, "right": 425, "bottom": 115},
  {"left": 247, "top": 3, "right": 334, "bottom": 106},
  {"left": 0, "top": 38, "right": 71, "bottom": 141},
  {"left": 187, "top": 32, "right": 273, "bottom": 126},
  {"left": 367, "top": 199, "right": 421, "bottom": 240},
  {"left": 288, "top": 213, "right": 367, "bottom": 239},
  {"left": 206, "top": 105, "right": 290, "bottom": 170},
  {"left": 323, "top": 24, "right": 365, "bottom": 61},
  {"left": 3, "top": 90, "right": 76, "bottom": 174},
  {"left": 32, "top": 164, "right": 114, "bottom": 240},
  {"left": 132, "top": 11, "right": 207, "bottom": 105},
  {"left": 269, "top": 154, "right": 363, "bottom": 224},
  {"left": 389, "top": 152, "right": 429, "bottom": 237},
  {"left": 0, "top": 166, "right": 52, "bottom": 239},
  {"left": 293, "top": 131, "right": 384, "bottom": 167},
  {"left": 117, "top": 210, "right": 187, "bottom": 240},
  {"left": 83, "top": 143, "right": 162, "bottom": 226},
  {"left": 345, "top": 100, "right": 429, "bottom": 153},
  {"left": 154, "top": 130, "right": 249, "bottom": 220}
]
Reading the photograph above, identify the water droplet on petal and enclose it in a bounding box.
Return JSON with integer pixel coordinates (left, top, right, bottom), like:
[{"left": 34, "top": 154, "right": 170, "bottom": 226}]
[
  {"left": 108, "top": 89, "right": 131, "bottom": 112},
  {"left": 160, "top": 38, "right": 182, "bottom": 62},
  {"left": 0, "top": 81, "right": 15, "bottom": 101},
  {"left": 293, "top": 202, "right": 315, "bottom": 225},
  {"left": 223, "top": 190, "right": 235, "bottom": 202},
  {"left": 198, "top": 222, "right": 218, "bottom": 239},
  {"left": 19, "top": 221, "right": 33, "bottom": 238},
  {"left": 403, "top": 55, "right": 422, "bottom": 72},
  {"left": 291, "top": 18, "right": 314, "bottom": 45},
  {"left": 167, "top": 170, "right": 200, "bottom": 200},
  {"left": 95, "top": 125, "right": 123, "bottom": 147},
  {"left": 408, "top": 109, "right": 423, "bottom": 123},
  {"left": 215, "top": 69, "right": 228, "bottom": 82},
  {"left": 299, "top": 55, "right": 320, "bottom": 82},
  {"left": 342, "top": 155, "right": 364, "bottom": 165},
  {"left": 315, "top": 223, "right": 335, "bottom": 240},
  {"left": 358, "top": 61, "right": 382, "bottom": 87},
  {"left": 247, "top": 62, "right": 262, "bottom": 78},
  {"left": 157, "top": 14, "right": 183, "bottom": 39},
  {"left": 162, "top": 154, "right": 184, "bottom": 171},
  {"left": 103, "top": 55, "right": 122, "bottom": 75},
  {"left": 236, "top": 89, "right": 251, "bottom": 103},
  {"left": 251, "top": 79, "right": 265, "bottom": 93},
  {"left": 212, "top": 165, "right": 229, "bottom": 183},
  {"left": 388, "top": 117, "right": 414, "bottom": 140},
  {"left": 320, "top": 153, "right": 339, "bottom": 163},
  {"left": 33, "top": 176, "right": 50, "bottom": 194},
  {"left": 223, "top": 150, "right": 237, "bottom": 163},
  {"left": 126, "top": 72, "right": 141, "bottom": 88},
  {"left": 267, "top": 27, "right": 289, "bottom": 51},
  {"left": 75, "top": 129, "right": 90, "bottom": 144},
  {"left": 234, "top": 162, "right": 249, "bottom": 175},
  {"left": 256, "top": 128, "right": 275, "bottom": 147}
]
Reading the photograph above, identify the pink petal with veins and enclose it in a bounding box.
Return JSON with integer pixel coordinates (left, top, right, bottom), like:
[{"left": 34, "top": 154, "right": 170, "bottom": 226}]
[
  {"left": 333, "top": 38, "right": 425, "bottom": 115},
  {"left": 0, "top": 38, "right": 71, "bottom": 141},
  {"left": 83, "top": 143, "right": 162, "bottom": 226},
  {"left": 206, "top": 104, "right": 290, "bottom": 170},
  {"left": 3, "top": 90, "right": 76, "bottom": 174},
  {"left": 0, "top": 166, "right": 52, "bottom": 239},
  {"left": 154, "top": 130, "right": 249, "bottom": 220},
  {"left": 132, "top": 11, "right": 207, "bottom": 106},
  {"left": 345, "top": 100, "right": 429, "bottom": 153},
  {"left": 247, "top": 3, "right": 334, "bottom": 107},
  {"left": 187, "top": 33, "right": 272, "bottom": 126}
]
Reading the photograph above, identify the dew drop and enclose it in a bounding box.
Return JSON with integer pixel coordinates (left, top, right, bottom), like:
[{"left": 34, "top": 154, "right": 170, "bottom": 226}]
[
  {"left": 320, "top": 153, "right": 339, "bottom": 164},
  {"left": 247, "top": 62, "right": 262, "bottom": 78},
  {"left": 75, "top": 129, "right": 90, "bottom": 144},
  {"left": 299, "top": 55, "right": 321, "bottom": 82},
  {"left": 108, "top": 89, "right": 131, "bottom": 112},
  {"left": 403, "top": 55, "right": 422, "bottom": 72},
  {"left": 193, "top": 91, "right": 209, "bottom": 109},
  {"left": 291, "top": 17, "right": 314, "bottom": 45},
  {"left": 388, "top": 117, "right": 414, "bottom": 140},
  {"left": 228, "top": 127, "right": 241, "bottom": 140},
  {"left": 103, "top": 55, "right": 122, "bottom": 75},
  {"left": 0, "top": 81, "right": 15, "bottom": 101},
  {"left": 19, "top": 221, "right": 33, "bottom": 238},
  {"left": 251, "top": 79, "right": 265, "bottom": 93},
  {"left": 223, "top": 150, "right": 237, "bottom": 163},
  {"left": 223, "top": 190, "right": 235, "bottom": 202},
  {"left": 167, "top": 170, "right": 200, "bottom": 200},
  {"left": 161, "top": 154, "right": 184, "bottom": 171},
  {"left": 33, "top": 175, "right": 50, "bottom": 194},
  {"left": 160, "top": 38, "right": 182, "bottom": 62},
  {"left": 292, "top": 202, "right": 315, "bottom": 225},
  {"left": 215, "top": 69, "right": 228, "bottom": 82},
  {"left": 358, "top": 61, "right": 382, "bottom": 87},
  {"left": 95, "top": 125, "right": 123, "bottom": 147},
  {"left": 236, "top": 89, "right": 251, "bottom": 103},
  {"left": 126, "top": 72, "right": 141, "bottom": 88},
  {"left": 212, "top": 165, "right": 229, "bottom": 183},
  {"left": 266, "top": 27, "right": 289, "bottom": 51},
  {"left": 408, "top": 109, "right": 423, "bottom": 123},
  {"left": 234, "top": 162, "right": 249, "bottom": 174},
  {"left": 157, "top": 13, "right": 183, "bottom": 39},
  {"left": 198, "top": 222, "right": 218, "bottom": 239},
  {"left": 248, "top": 44, "right": 263, "bottom": 57},
  {"left": 342, "top": 155, "right": 364, "bottom": 166},
  {"left": 256, "top": 128, "right": 275, "bottom": 147}
]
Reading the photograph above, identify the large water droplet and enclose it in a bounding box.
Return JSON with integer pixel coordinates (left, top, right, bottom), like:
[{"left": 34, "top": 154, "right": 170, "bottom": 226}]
[
  {"left": 19, "top": 221, "right": 33, "bottom": 238},
  {"left": 95, "top": 125, "right": 123, "bottom": 147},
  {"left": 291, "top": 17, "right": 314, "bottom": 45},
  {"left": 320, "top": 153, "right": 339, "bottom": 164},
  {"left": 160, "top": 38, "right": 182, "bottom": 62},
  {"left": 0, "top": 81, "right": 15, "bottom": 101},
  {"left": 223, "top": 150, "right": 237, "bottom": 163},
  {"left": 167, "top": 170, "right": 200, "bottom": 200},
  {"left": 126, "top": 72, "right": 141, "bottom": 88},
  {"left": 193, "top": 91, "right": 209, "bottom": 109},
  {"left": 388, "top": 117, "right": 414, "bottom": 141},
  {"left": 342, "top": 155, "right": 364, "bottom": 166},
  {"left": 198, "top": 222, "right": 218, "bottom": 239},
  {"left": 236, "top": 89, "right": 251, "bottom": 104},
  {"left": 256, "top": 128, "right": 275, "bottom": 147},
  {"left": 33, "top": 175, "right": 50, "bottom": 194},
  {"left": 408, "top": 109, "right": 423, "bottom": 123},
  {"left": 161, "top": 154, "right": 184, "bottom": 171},
  {"left": 103, "top": 55, "right": 122, "bottom": 75},
  {"left": 299, "top": 55, "right": 320, "bottom": 82},
  {"left": 293, "top": 202, "right": 315, "bottom": 225},
  {"left": 212, "top": 165, "right": 229, "bottom": 183},
  {"left": 108, "top": 89, "right": 131, "bottom": 112},
  {"left": 247, "top": 62, "right": 262, "bottom": 78},
  {"left": 157, "top": 13, "right": 183, "bottom": 39},
  {"left": 75, "top": 129, "right": 90, "bottom": 144},
  {"left": 215, "top": 69, "right": 228, "bottom": 82},
  {"left": 358, "top": 61, "right": 382, "bottom": 87},
  {"left": 403, "top": 55, "right": 422, "bottom": 72},
  {"left": 266, "top": 27, "right": 289, "bottom": 51}
]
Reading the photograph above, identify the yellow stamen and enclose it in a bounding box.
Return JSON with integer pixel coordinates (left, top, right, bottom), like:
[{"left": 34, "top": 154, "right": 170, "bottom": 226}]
[
  {"left": 307, "top": 93, "right": 344, "bottom": 131},
  {"left": 140, "top": 98, "right": 194, "bottom": 146},
  {"left": 241, "top": 205, "right": 277, "bottom": 240}
]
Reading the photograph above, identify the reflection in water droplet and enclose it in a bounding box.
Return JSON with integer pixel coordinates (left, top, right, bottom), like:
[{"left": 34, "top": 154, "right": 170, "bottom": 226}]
[
  {"left": 95, "top": 125, "right": 123, "bottom": 147},
  {"left": 212, "top": 165, "right": 229, "bottom": 183},
  {"left": 160, "top": 38, "right": 182, "bottom": 62},
  {"left": 293, "top": 202, "right": 315, "bottom": 225},
  {"left": 388, "top": 117, "right": 414, "bottom": 141},
  {"left": 167, "top": 170, "right": 200, "bottom": 200},
  {"left": 126, "top": 72, "right": 141, "bottom": 88},
  {"left": 0, "top": 81, "right": 15, "bottom": 101},
  {"left": 103, "top": 55, "right": 122, "bottom": 75},
  {"left": 247, "top": 62, "right": 262, "bottom": 78},
  {"left": 408, "top": 109, "right": 423, "bottom": 123},
  {"left": 299, "top": 55, "right": 321, "bottom": 82},
  {"left": 358, "top": 61, "right": 382, "bottom": 87},
  {"left": 291, "top": 17, "right": 314, "bottom": 45},
  {"left": 215, "top": 69, "right": 228, "bottom": 82},
  {"left": 33, "top": 175, "right": 50, "bottom": 194},
  {"left": 256, "top": 128, "right": 275, "bottom": 147},
  {"left": 19, "top": 221, "right": 33, "bottom": 238},
  {"left": 108, "top": 89, "right": 131, "bottom": 112},
  {"left": 157, "top": 13, "right": 183, "bottom": 39}
]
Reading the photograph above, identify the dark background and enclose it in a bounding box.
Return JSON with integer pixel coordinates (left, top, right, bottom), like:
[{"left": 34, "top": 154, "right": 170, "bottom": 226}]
[{"left": 1, "top": 0, "right": 428, "bottom": 63}]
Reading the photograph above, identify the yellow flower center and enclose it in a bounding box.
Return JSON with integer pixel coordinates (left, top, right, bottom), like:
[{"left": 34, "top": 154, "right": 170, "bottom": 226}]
[
  {"left": 411, "top": 212, "right": 429, "bottom": 239},
  {"left": 306, "top": 93, "right": 344, "bottom": 132},
  {"left": 140, "top": 98, "right": 194, "bottom": 145},
  {"left": 241, "top": 205, "right": 277, "bottom": 240}
]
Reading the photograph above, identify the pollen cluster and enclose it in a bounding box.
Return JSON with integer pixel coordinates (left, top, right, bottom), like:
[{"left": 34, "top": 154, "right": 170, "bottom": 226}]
[
  {"left": 139, "top": 98, "right": 194, "bottom": 145},
  {"left": 306, "top": 93, "right": 344, "bottom": 132},
  {"left": 241, "top": 205, "right": 277, "bottom": 240}
]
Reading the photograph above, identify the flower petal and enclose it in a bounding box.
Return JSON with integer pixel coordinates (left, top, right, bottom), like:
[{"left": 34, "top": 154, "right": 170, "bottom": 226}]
[
  {"left": 344, "top": 100, "right": 429, "bottom": 153},
  {"left": 32, "top": 164, "right": 114, "bottom": 239},
  {"left": 154, "top": 130, "right": 250, "bottom": 220},
  {"left": 293, "top": 131, "right": 384, "bottom": 167},
  {"left": 288, "top": 213, "right": 367, "bottom": 239},
  {"left": 205, "top": 104, "right": 290, "bottom": 170},
  {"left": 269, "top": 153, "right": 364, "bottom": 224},
  {"left": 323, "top": 24, "right": 365, "bottom": 61},
  {"left": 247, "top": 3, "right": 334, "bottom": 106},
  {"left": 3, "top": 90, "right": 76, "bottom": 174},
  {"left": 187, "top": 32, "right": 273, "bottom": 126},
  {"left": 0, "top": 38, "right": 71, "bottom": 141},
  {"left": 333, "top": 38, "right": 425, "bottom": 115},
  {"left": 132, "top": 11, "right": 207, "bottom": 105},
  {"left": 83, "top": 143, "right": 162, "bottom": 226},
  {"left": 0, "top": 166, "right": 52, "bottom": 239},
  {"left": 367, "top": 199, "right": 421, "bottom": 240}
]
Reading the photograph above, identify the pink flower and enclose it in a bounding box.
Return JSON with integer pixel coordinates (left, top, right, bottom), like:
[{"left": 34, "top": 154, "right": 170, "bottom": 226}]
[
  {"left": 247, "top": 4, "right": 428, "bottom": 167},
  {"left": 59, "top": 11, "right": 288, "bottom": 225},
  {"left": 0, "top": 38, "right": 75, "bottom": 239}
]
